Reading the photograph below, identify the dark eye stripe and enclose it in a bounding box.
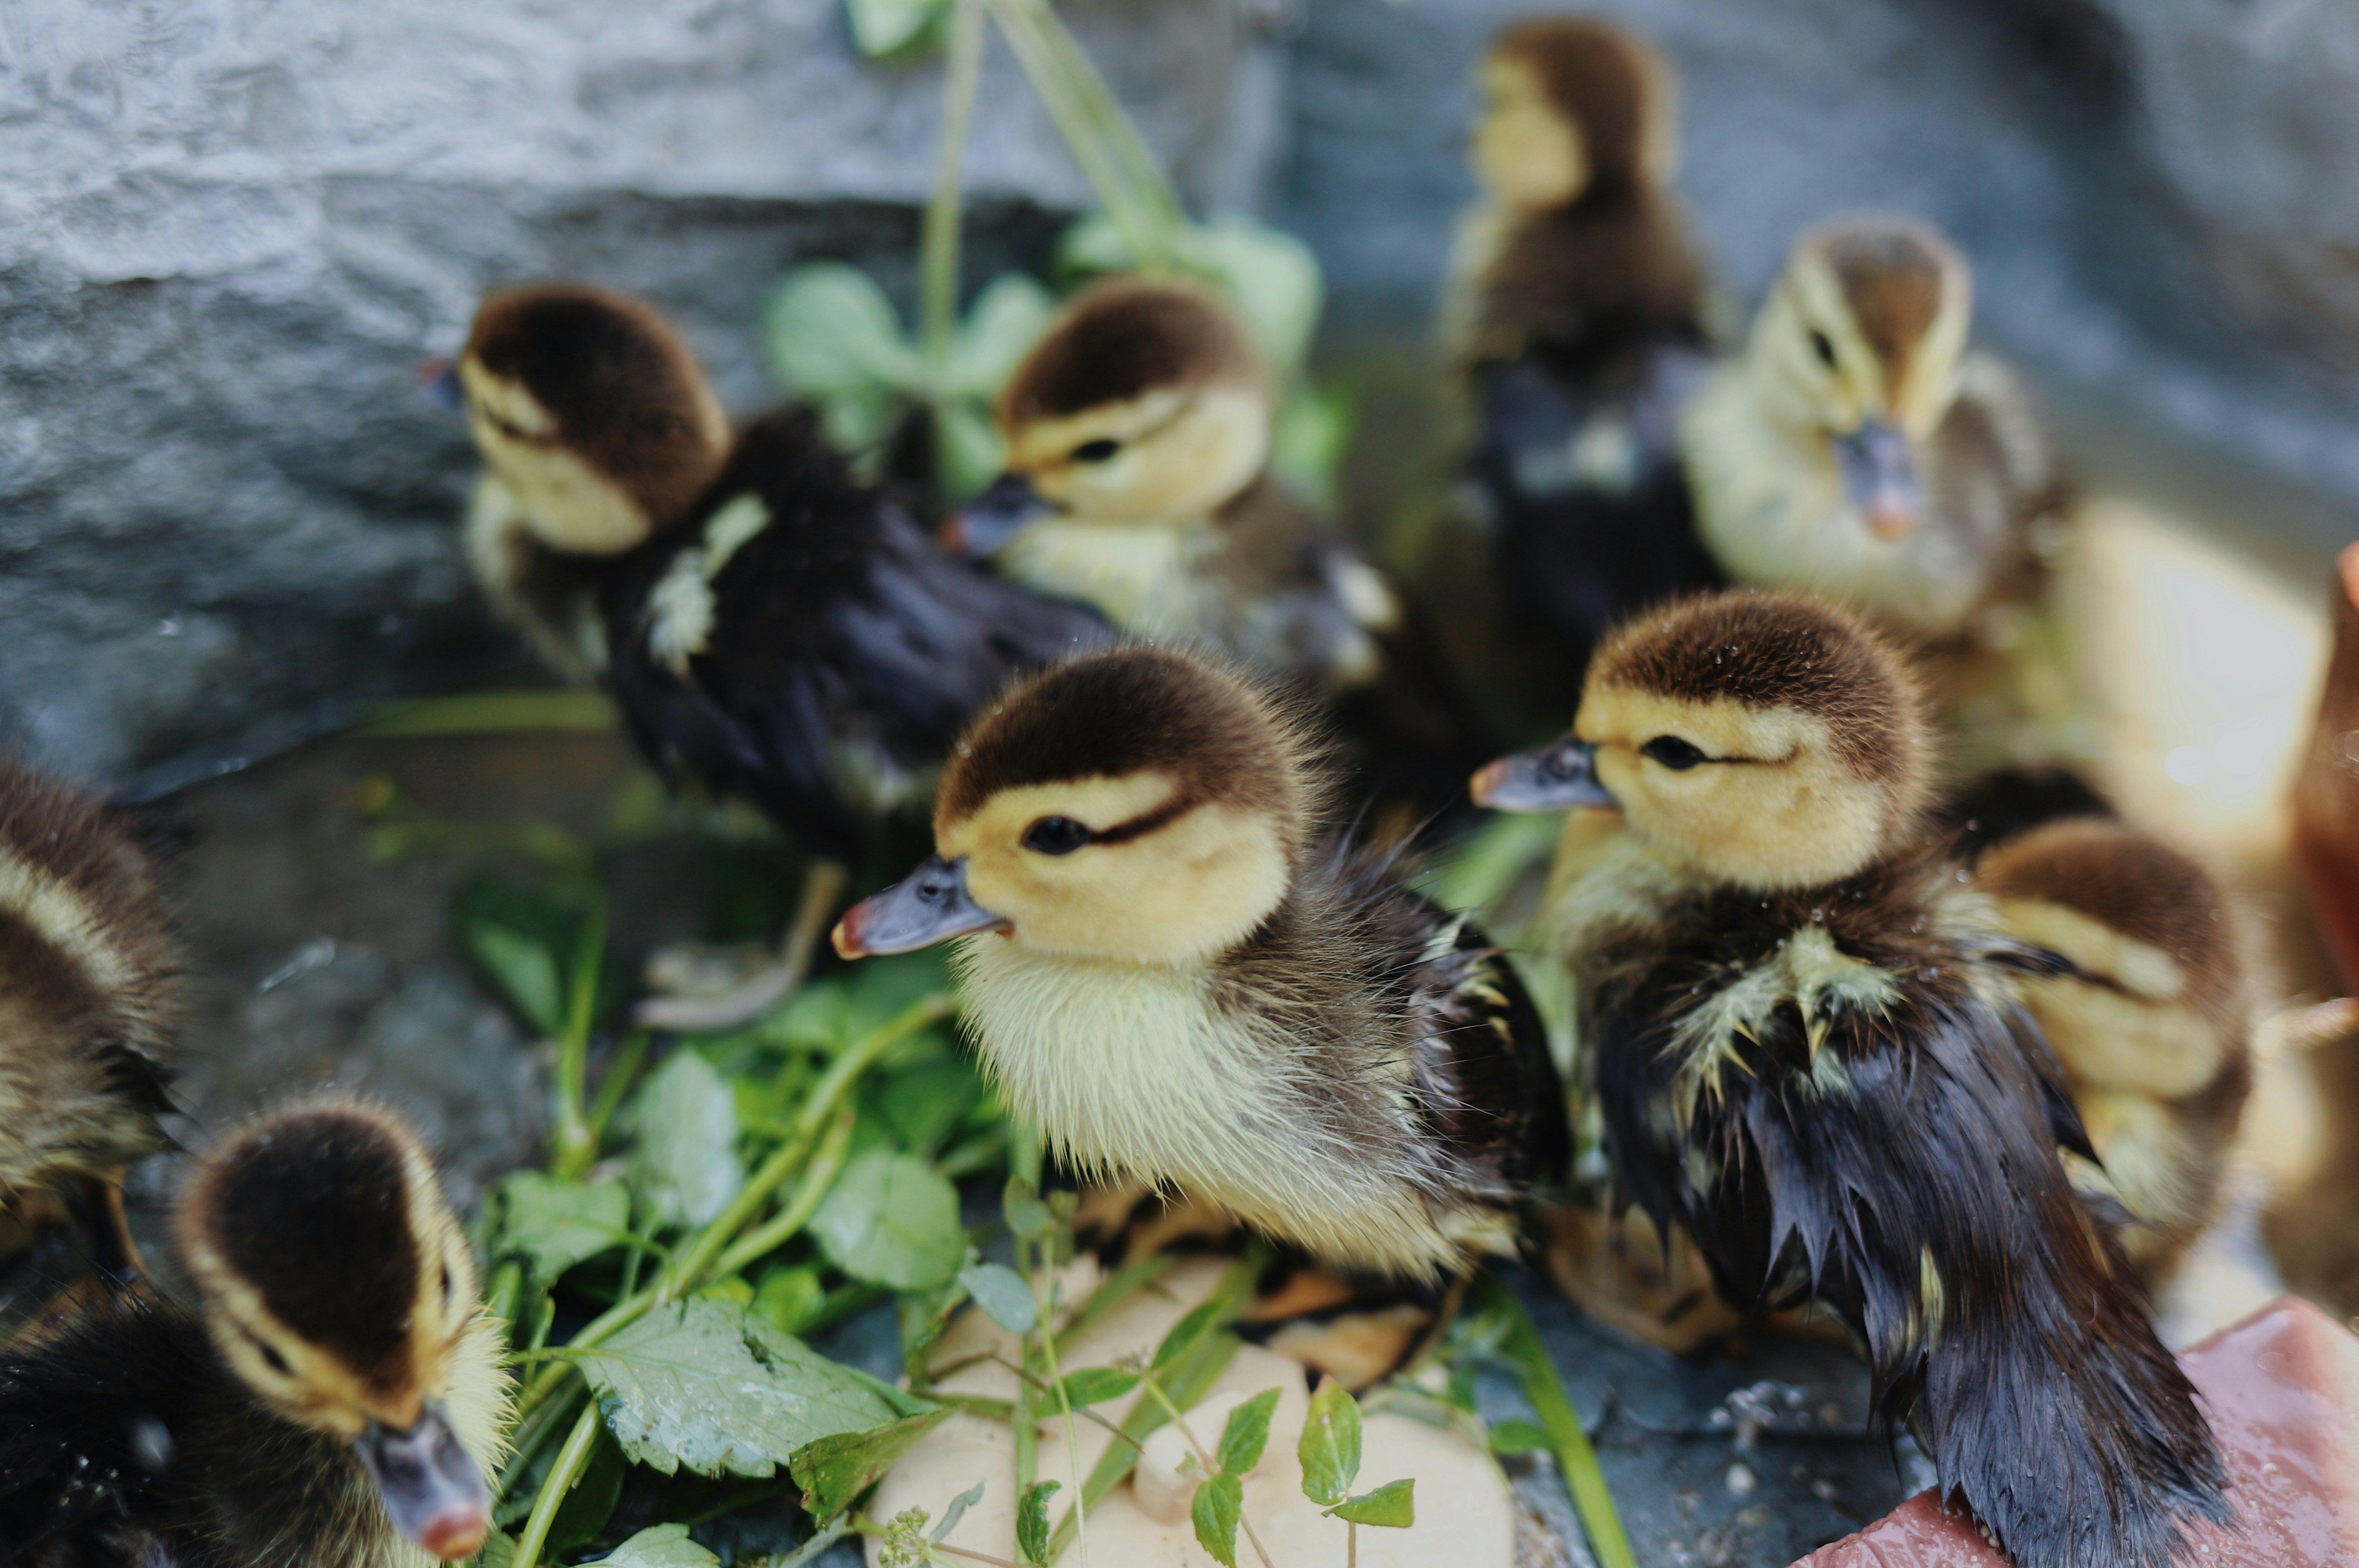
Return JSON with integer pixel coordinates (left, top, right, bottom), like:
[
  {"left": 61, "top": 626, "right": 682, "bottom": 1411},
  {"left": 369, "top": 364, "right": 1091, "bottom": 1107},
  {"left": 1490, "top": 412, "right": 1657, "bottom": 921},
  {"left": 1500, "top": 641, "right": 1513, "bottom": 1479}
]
[{"left": 1641, "top": 735, "right": 1708, "bottom": 770}]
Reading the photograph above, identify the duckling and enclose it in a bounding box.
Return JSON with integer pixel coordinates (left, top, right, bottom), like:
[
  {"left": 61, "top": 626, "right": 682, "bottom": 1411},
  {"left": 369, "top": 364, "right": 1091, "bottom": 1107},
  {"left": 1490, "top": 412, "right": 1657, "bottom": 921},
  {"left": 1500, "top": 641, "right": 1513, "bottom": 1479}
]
[
  {"left": 449, "top": 286, "right": 1111, "bottom": 1029},
  {"left": 2292, "top": 541, "right": 2359, "bottom": 990},
  {"left": 831, "top": 646, "right": 1567, "bottom": 1281},
  {"left": 950, "top": 278, "right": 1402, "bottom": 696},
  {"left": 1473, "top": 590, "right": 2227, "bottom": 1568},
  {"left": 0, "top": 758, "right": 178, "bottom": 1288},
  {"left": 1445, "top": 16, "right": 1721, "bottom": 672},
  {"left": 1681, "top": 218, "right": 2065, "bottom": 644},
  {"left": 447, "top": 284, "right": 732, "bottom": 681},
  {"left": 0, "top": 1098, "right": 508, "bottom": 1564}
]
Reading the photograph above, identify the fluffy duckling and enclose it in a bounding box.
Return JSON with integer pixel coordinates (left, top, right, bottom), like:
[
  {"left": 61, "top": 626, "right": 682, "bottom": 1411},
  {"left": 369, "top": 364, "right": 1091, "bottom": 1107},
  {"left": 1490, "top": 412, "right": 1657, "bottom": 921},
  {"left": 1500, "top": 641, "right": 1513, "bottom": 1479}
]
[
  {"left": 446, "top": 284, "right": 731, "bottom": 681},
  {"left": 450, "top": 286, "right": 1111, "bottom": 1028},
  {"left": 1474, "top": 590, "right": 2226, "bottom": 1568},
  {"left": 831, "top": 646, "right": 1567, "bottom": 1281},
  {"left": 0, "top": 758, "right": 178, "bottom": 1287},
  {"left": 950, "top": 279, "right": 1402, "bottom": 695},
  {"left": 1446, "top": 17, "right": 1721, "bottom": 670},
  {"left": 0, "top": 1099, "right": 509, "bottom": 1565},
  {"left": 1973, "top": 818, "right": 2254, "bottom": 1286},
  {"left": 1681, "top": 218, "right": 2064, "bottom": 642}
]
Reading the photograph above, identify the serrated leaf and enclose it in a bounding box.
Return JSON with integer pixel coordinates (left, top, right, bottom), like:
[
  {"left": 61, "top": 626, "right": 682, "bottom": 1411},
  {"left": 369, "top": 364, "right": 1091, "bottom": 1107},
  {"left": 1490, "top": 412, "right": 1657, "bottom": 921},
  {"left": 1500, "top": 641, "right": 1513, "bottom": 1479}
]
[
  {"left": 845, "top": 0, "right": 948, "bottom": 57},
  {"left": 1003, "top": 1175, "right": 1056, "bottom": 1243},
  {"left": 1153, "top": 1298, "right": 1223, "bottom": 1370},
  {"left": 1298, "top": 1379, "right": 1362, "bottom": 1505},
  {"left": 1050, "top": 1366, "right": 1139, "bottom": 1409},
  {"left": 578, "top": 1298, "right": 898, "bottom": 1477},
  {"left": 587, "top": 1523, "right": 721, "bottom": 1568},
  {"left": 489, "top": 1171, "right": 629, "bottom": 1282},
  {"left": 932, "top": 1479, "right": 986, "bottom": 1543},
  {"left": 790, "top": 1407, "right": 956, "bottom": 1523},
  {"left": 1489, "top": 1418, "right": 1550, "bottom": 1456},
  {"left": 765, "top": 263, "right": 920, "bottom": 396},
  {"left": 944, "top": 273, "right": 1058, "bottom": 396},
  {"left": 1191, "top": 1469, "right": 1245, "bottom": 1567},
  {"left": 464, "top": 921, "right": 564, "bottom": 1034},
  {"left": 629, "top": 1051, "right": 743, "bottom": 1228},
  {"left": 812, "top": 1150, "right": 965, "bottom": 1290},
  {"left": 754, "top": 1265, "right": 827, "bottom": 1337},
  {"left": 958, "top": 1261, "right": 1038, "bottom": 1335},
  {"left": 1017, "top": 1479, "right": 1060, "bottom": 1565},
  {"left": 934, "top": 399, "right": 1007, "bottom": 501},
  {"left": 1217, "top": 1388, "right": 1280, "bottom": 1477},
  {"left": 1328, "top": 1477, "right": 1415, "bottom": 1529}
]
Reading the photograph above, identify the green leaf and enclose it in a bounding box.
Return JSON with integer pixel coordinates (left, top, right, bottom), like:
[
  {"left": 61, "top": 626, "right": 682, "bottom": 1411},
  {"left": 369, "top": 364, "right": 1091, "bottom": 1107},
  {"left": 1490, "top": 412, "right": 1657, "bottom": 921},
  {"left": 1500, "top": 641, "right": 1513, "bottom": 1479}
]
[
  {"left": 1216, "top": 1388, "right": 1280, "bottom": 1477},
  {"left": 934, "top": 399, "right": 1008, "bottom": 501},
  {"left": 1152, "top": 1298, "right": 1223, "bottom": 1370},
  {"left": 586, "top": 1523, "right": 721, "bottom": 1568},
  {"left": 464, "top": 921, "right": 564, "bottom": 1034},
  {"left": 900, "top": 1273, "right": 969, "bottom": 1382},
  {"left": 547, "top": 1422, "right": 628, "bottom": 1551},
  {"left": 812, "top": 1150, "right": 965, "bottom": 1291},
  {"left": 1050, "top": 1366, "right": 1140, "bottom": 1409},
  {"left": 932, "top": 1479, "right": 986, "bottom": 1543},
  {"left": 844, "top": 0, "right": 948, "bottom": 57},
  {"left": 1298, "top": 1379, "right": 1362, "bottom": 1505},
  {"left": 629, "top": 1051, "right": 744, "bottom": 1228},
  {"left": 1269, "top": 383, "right": 1354, "bottom": 510},
  {"left": 488, "top": 1171, "right": 629, "bottom": 1282},
  {"left": 1053, "top": 212, "right": 1132, "bottom": 280},
  {"left": 754, "top": 1265, "right": 828, "bottom": 1337},
  {"left": 1190, "top": 216, "right": 1323, "bottom": 374},
  {"left": 765, "top": 263, "right": 920, "bottom": 397},
  {"left": 577, "top": 1298, "right": 899, "bottom": 1477},
  {"left": 789, "top": 1407, "right": 956, "bottom": 1523},
  {"left": 1017, "top": 1479, "right": 1060, "bottom": 1565},
  {"left": 473, "top": 1529, "right": 517, "bottom": 1568},
  {"left": 1329, "top": 1477, "right": 1415, "bottom": 1529},
  {"left": 958, "top": 1261, "right": 1038, "bottom": 1335},
  {"left": 944, "top": 273, "right": 1058, "bottom": 396},
  {"left": 1190, "top": 1469, "right": 1245, "bottom": 1567},
  {"left": 1489, "top": 1418, "right": 1551, "bottom": 1456},
  {"left": 1003, "top": 1175, "right": 1056, "bottom": 1243},
  {"left": 877, "top": 1057, "right": 984, "bottom": 1155}
]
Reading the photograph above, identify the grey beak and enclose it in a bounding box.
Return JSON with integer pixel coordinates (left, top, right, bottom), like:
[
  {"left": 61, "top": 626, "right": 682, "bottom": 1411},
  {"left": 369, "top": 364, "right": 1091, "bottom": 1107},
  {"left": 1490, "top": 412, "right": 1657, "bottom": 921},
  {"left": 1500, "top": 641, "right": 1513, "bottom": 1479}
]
[
  {"left": 417, "top": 359, "right": 467, "bottom": 418},
  {"left": 1470, "top": 736, "right": 1618, "bottom": 812},
  {"left": 943, "top": 473, "right": 1054, "bottom": 557},
  {"left": 1831, "top": 419, "right": 1923, "bottom": 541},
  {"left": 355, "top": 1401, "right": 490, "bottom": 1561},
  {"left": 833, "top": 856, "right": 1009, "bottom": 958}
]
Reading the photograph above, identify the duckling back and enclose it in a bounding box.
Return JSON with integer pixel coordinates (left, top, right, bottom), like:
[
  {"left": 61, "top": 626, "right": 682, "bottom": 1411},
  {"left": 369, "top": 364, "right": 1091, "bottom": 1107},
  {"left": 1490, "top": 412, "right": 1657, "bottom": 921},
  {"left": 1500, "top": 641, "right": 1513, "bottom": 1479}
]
[{"left": 0, "top": 759, "right": 177, "bottom": 1281}]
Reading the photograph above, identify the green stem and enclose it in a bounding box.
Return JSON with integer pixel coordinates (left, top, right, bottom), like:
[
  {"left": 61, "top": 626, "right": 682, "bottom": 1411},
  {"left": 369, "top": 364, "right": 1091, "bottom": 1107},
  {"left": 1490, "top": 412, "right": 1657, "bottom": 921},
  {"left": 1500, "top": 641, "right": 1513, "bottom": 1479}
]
[
  {"left": 1033, "top": 1277, "right": 1087, "bottom": 1568},
  {"left": 550, "top": 897, "right": 608, "bottom": 1180},
  {"left": 484, "top": 1261, "right": 524, "bottom": 1338},
  {"left": 585, "top": 1029, "right": 650, "bottom": 1146},
  {"left": 711, "top": 1102, "right": 856, "bottom": 1276},
  {"left": 921, "top": 0, "right": 985, "bottom": 369},
  {"left": 1012, "top": 1237, "right": 1040, "bottom": 1553},
  {"left": 510, "top": 1403, "right": 601, "bottom": 1568},
  {"left": 1132, "top": 1382, "right": 1273, "bottom": 1568},
  {"left": 1484, "top": 1275, "right": 1635, "bottom": 1568}
]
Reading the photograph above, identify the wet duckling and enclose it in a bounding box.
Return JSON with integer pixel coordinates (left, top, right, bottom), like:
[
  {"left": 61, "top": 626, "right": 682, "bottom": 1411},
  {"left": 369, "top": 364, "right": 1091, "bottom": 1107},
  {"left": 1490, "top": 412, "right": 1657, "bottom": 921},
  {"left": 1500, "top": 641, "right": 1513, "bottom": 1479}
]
[
  {"left": 1681, "top": 218, "right": 2064, "bottom": 642},
  {"left": 831, "top": 646, "right": 1567, "bottom": 1281},
  {"left": 950, "top": 279, "right": 1401, "bottom": 695},
  {"left": 0, "top": 1098, "right": 508, "bottom": 1564},
  {"left": 1446, "top": 16, "right": 1720, "bottom": 671},
  {"left": 447, "top": 284, "right": 731, "bottom": 680},
  {"left": 1974, "top": 818, "right": 2254, "bottom": 1286},
  {"left": 0, "top": 758, "right": 178, "bottom": 1288},
  {"left": 1474, "top": 590, "right": 2226, "bottom": 1568},
  {"left": 449, "top": 286, "right": 1111, "bottom": 1028}
]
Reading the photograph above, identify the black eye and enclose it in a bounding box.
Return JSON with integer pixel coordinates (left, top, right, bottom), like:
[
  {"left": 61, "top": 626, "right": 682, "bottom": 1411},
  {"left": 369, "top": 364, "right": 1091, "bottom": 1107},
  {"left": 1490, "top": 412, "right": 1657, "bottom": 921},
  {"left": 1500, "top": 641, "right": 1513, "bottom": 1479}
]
[
  {"left": 249, "top": 1333, "right": 291, "bottom": 1376},
  {"left": 1641, "top": 735, "right": 1707, "bottom": 770},
  {"left": 1810, "top": 331, "right": 1838, "bottom": 369},
  {"left": 1069, "top": 439, "right": 1121, "bottom": 464},
  {"left": 441, "top": 1264, "right": 453, "bottom": 1305},
  {"left": 1022, "top": 816, "right": 1093, "bottom": 855}
]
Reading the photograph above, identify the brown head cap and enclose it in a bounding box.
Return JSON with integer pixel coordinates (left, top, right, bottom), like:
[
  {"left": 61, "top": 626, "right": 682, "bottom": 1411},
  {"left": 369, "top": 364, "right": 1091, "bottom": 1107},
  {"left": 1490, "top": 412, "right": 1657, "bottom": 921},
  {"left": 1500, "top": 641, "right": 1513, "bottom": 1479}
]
[
  {"left": 998, "top": 279, "right": 1261, "bottom": 428},
  {"left": 1488, "top": 16, "right": 1673, "bottom": 183},
  {"left": 1800, "top": 217, "right": 1968, "bottom": 393}
]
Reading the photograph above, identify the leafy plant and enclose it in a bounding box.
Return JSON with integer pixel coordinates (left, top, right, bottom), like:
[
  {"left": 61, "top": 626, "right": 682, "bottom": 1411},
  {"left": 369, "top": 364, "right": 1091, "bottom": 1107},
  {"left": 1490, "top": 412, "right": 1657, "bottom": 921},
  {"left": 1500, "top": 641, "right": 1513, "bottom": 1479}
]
[{"left": 1299, "top": 1380, "right": 1416, "bottom": 1567}]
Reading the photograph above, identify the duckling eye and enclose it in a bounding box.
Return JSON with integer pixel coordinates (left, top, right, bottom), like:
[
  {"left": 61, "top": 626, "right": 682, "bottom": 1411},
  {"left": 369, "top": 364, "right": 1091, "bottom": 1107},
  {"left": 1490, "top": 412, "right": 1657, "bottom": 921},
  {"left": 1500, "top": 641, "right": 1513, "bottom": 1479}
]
[
  {"left": 1068, "top": 439, "right": 1122, "bottom": 464},
  {"left": 1809, "top": 331, "right": 1838, "bottom": 370},
  {"left": 245, "top": 1331, "right": 292, "bottom": 1377},
  {"left": 1022, "top": 816, "right": 1093, "bottom": 855},
  {"left": 1641, "top": 735, "right": 1707, "bottom": 771},
  {"left": 440, "top": 1264, "right": 453, "bottom": 1306}
]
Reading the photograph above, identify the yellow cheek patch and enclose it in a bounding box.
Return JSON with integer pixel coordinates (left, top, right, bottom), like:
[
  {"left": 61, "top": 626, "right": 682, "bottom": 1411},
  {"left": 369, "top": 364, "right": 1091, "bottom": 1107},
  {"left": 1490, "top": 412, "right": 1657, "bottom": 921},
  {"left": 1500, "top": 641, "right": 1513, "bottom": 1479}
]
[
  {"left": 1005, "top": 388, "right": 1188, "bottom": 473},
  {"left": 1018, "top": 385, "right": 1269, "bottom": 526},
  {"left": 460, "top": 362, "right": 652, "bottom": 554}
]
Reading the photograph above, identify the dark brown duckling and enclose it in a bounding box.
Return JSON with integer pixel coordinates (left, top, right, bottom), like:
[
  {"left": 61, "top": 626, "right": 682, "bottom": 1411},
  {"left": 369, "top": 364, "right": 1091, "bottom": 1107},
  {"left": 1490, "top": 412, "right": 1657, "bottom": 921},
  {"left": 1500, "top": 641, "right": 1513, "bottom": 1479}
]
[{"left": 1474, "top": 589, "right": 2227, "bottom": 1568}]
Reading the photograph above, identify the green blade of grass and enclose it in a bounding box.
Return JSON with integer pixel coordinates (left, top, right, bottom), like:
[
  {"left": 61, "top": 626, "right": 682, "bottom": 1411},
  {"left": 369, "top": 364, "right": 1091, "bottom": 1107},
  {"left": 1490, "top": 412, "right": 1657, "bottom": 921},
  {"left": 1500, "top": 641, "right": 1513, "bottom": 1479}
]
[{"left": 1478, "top": 1272, "right": 1634, "bottom": 1568}]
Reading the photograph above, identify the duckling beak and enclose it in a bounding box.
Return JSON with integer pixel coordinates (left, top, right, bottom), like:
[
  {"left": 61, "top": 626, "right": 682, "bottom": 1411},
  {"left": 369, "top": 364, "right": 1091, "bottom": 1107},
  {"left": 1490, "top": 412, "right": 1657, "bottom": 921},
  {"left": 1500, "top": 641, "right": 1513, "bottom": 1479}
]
[
  {"left": 1470, "top": 737, "right": 1617, "bottom": 812},
  {"left": 356, "top": 1401, "right": 490, "bottom": 1560},
  {"left": 1831, "top": 419, "right": 1922, "bottom": 541},
  {"left": 416, "top": 358, "right": 467, "bottom": 418},
  {"left": 944, "top": 473, "right": 1054, "bottom": 557},
  {"left": 833, "top": 856, "right": 1010, "bottom": 958}
]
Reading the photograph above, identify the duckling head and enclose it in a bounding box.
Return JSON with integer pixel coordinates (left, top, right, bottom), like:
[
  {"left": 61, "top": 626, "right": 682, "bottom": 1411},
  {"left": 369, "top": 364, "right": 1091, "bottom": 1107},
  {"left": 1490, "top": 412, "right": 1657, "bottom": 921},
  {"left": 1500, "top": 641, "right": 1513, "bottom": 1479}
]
[
  {"left": 1472, "top": 17, "right": 1676, "bottom": 212},
  {"left": 950, "top": 280, "right": 1270, "bottom": 555},
  {"left": 1473, "top": 590, "right": 1932, "bottom": 889},
  {"left": 834, "top": 646, "right": 1320, "bottom": 966},
  {"left": 1745, "top": 216, "right": 1971, "bottom": 541},
  {"left": 453, "top": 284, "right": 730, "bottom": 554},
  {"left": 179, "top": 1100, "right": 492, "bottom": 1560}
]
